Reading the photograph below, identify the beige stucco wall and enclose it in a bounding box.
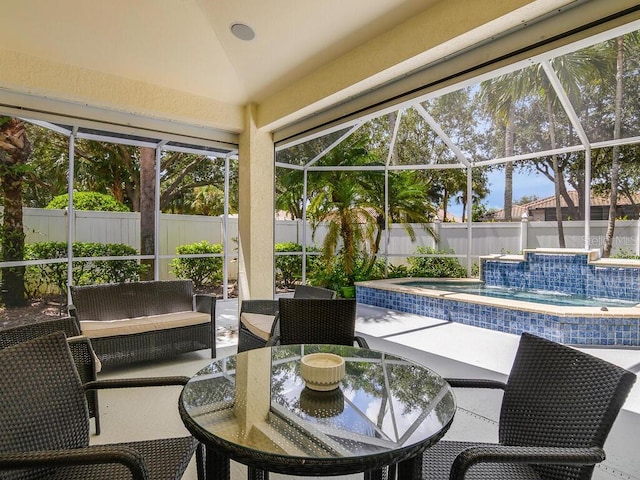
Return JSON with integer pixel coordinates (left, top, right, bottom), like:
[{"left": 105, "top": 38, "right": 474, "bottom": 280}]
[
  {"left": 0, "top": 49, "right": 244, "bottom": 134},
  {"left": 238, "top": 104, "right": 275, "bottom": 300}
]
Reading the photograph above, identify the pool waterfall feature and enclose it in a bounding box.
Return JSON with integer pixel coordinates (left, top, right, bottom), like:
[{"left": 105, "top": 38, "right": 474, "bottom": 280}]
[{"left": 356, "top": 249, "right": 640, "bottom": 346}]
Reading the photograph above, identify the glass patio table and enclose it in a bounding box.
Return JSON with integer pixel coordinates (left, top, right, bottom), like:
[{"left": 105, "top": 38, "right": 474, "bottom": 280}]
[{"left": 179, "top": 344, "right": 456, "bottom": 480}]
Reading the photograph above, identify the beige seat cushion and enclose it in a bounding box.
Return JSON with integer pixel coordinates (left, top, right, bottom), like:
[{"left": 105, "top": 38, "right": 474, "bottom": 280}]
[
  {"left": 80, "top": 311, "right": 210, "bottom": 339},
  {"left": 240, "top": 312, "right": 276, "bottom": 341}
]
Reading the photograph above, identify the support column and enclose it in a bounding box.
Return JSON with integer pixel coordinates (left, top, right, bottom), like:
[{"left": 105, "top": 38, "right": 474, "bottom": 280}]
[
  {"left": 238, "top": 104, "right": 275, "bottom": 300},
  {"left": 520, "top": 213, "right": 529, "bottom": 253}
]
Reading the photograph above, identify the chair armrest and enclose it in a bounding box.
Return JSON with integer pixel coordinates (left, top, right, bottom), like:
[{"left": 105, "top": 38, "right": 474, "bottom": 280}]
[
  {"left": 68, "top": 304, "right": 78, "bottom": 320},
  {"left": 450, "top": 445, "right": 605, "bottom": 480},
  {"left": 194, "top": 294, "right": 215, "bottom": 317},
  {"left": 84, "top": 376, "right": 190, "bottom": 391},
  {"left": 67, "top": 336, "right": 100, "bottom": 379},
  {"left": 43, "top": 316, "right": 82, "bottom": 337},
  {"left": 0, "top": 317, "right": 82, "bottom": 348},
  {"left": 265, "top": 335, "right": 280, "bottom": 347},
  {"left": 0, "top": 445, "right": 149, "bottom": 480},
  {"left": 444, "top": 378, "right": 507, "bottom": 390},
  {"left": 354, "top": 336, "right": 369, "bottom": 348},
  {"left": 195, "top": 294, "right": 217, "bottom": 358}
]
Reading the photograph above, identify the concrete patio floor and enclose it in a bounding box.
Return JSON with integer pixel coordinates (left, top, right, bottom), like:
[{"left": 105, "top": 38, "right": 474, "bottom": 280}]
[{"left": 92, "top": 299, "right": 640, "bottom": 480}]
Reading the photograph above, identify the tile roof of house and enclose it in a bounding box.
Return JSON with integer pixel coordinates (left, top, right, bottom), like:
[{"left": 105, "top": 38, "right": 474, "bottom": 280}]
[{"left": 487, "top": 190, "right": 640, "bottom": 220}]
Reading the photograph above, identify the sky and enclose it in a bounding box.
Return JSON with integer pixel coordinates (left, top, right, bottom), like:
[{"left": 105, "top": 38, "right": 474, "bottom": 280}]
[{"left": 448, "top": 168, "right": 556, "bottom": 217}]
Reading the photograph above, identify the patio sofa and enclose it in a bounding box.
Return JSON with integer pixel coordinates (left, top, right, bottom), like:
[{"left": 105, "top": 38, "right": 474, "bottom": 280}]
[{"left": 69, "top": 280, "right": 216, "bottom": 368}]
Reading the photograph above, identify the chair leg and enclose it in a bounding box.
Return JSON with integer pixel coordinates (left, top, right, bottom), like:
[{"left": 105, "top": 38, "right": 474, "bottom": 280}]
[
  {"left": 248, "top": 467, "right": 269, "bottom": 480},
  {"left": 93, "top": 393, "right": 101, "bottom": 435},
  {"left": 94, "top": 414, "right": 101, "bottom": 435}
]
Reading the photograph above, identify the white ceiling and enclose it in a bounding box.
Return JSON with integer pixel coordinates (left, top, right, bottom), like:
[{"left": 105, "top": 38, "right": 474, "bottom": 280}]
[{"left": 0, "top": 0, "right": 435, "bottom": 106}]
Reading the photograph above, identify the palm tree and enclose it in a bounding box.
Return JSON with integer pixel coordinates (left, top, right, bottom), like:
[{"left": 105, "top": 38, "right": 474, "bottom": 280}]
[
  {"left": 0, "top": 117, "right": 32, "bottom": 306},
  {"left": 275, "top": 168, "right": 306, "bottom": 219},
  {"left": 479, "top": 74, "right": 519, "bottom": 221},
  {"left": 601, "top": 33, "right": 640, "bottom": 256},
  {"left": 139, "top": 147, "right": 155, "bottom": 280},
  {"left": 483, "top": 53, "right": 595, "bottom": 244},
  {"left": 307, "top": 138, "right": 378, "bottom": 282},
  {"left": 364, "top": 170, "right": 437, "bottom": 270}
]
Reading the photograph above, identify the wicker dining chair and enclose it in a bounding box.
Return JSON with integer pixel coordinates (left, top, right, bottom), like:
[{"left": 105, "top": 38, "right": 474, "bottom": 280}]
[
  {"left": 0, "top": 332, "right": 205, "bottom": 480},
  {"left": 0, "top": 317, "right": 102, "bottom": 435},
  {"left": 237, "top": 285, "right": 337, "bottom": 352},
  {"left": 417, "top": 332, "right": 636, "bottom": 480},
  {"left": 266, "top": 297, "right": 368, "bottom": 348}
]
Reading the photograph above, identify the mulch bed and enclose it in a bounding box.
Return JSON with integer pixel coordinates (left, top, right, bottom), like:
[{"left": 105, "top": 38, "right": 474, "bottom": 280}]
[{"left": 0, "top": 299, "right": 68, "bottom": 329}]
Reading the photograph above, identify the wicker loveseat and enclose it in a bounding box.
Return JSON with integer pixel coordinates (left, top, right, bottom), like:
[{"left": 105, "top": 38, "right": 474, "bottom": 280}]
[{"left": 69, "top": 280, "right": 216, "bottom": 368}]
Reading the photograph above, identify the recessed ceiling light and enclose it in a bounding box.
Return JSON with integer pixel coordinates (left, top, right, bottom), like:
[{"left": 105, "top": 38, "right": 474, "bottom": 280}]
[{"left": 230, "top": 23, "right": 255, "bottom": 41}]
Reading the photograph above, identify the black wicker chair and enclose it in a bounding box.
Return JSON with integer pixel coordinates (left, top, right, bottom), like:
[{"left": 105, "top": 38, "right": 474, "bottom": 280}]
[
  {"left": 0, "top": 317, "right": 102, "bottom": 435},
  {"left": 417, "top": 332, "right": 636, "bottom": 480},
  {"left": 0, "top": 332, "right": 205, "bottom": 480},
  {"left": 237, "top": 285, "right": 337, "bottom": 352},
  {"left": 266, "top": 297, "right": 368, "bottom": 348}
]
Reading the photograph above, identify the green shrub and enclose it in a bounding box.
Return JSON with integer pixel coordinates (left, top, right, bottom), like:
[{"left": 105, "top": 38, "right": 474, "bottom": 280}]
[
  {"left": 24, "top": 241, "right": 145, "bottom": 297},
  {"left": 471, "top": 261, "right": 480, "bottom": 278},
  {"left": 308, "top": 253, "right": 385, "bottom": 296},
  {"left": 407, "top": 246, "right": 467, "bottom": 278},
  {"left": 46, "top": 191, "right": 129, "bottom": 212},
  {"left": 275, "top": 242, "right": 301, "bottom": 288},
  {"left": 170, "top": 241, "right": 223, "bottom": 288},
  {"left": 612, "top": 248, "right": 640, "bottom": 260},
  {"left": 275, "top": 243, "right": 322, "bottom": 289},
  {"left": 387, "top": 263, "right": 409, "bottom": 278}
]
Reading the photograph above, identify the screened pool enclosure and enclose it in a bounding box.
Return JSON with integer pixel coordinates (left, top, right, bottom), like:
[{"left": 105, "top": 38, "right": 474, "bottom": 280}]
[{"left": 2, "top": 17, "right": 640, "bottom": 303}]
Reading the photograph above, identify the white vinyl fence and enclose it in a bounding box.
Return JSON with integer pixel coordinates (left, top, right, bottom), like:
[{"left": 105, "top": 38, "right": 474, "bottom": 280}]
[
  {"left": 15, "top": 208, "right": 640, "bottom": 278},
  {"left": 21, "top": 208, "right": 239, "bottom": 280}
]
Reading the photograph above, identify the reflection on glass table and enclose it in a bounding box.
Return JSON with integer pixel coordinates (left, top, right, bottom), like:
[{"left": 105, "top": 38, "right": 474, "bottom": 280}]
[{"left": 179, "top": 344, "right": 456, "bottom": 480}]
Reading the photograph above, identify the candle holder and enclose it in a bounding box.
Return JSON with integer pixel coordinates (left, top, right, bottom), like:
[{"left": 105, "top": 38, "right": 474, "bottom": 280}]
[{"left": 300, "top": 353, "right": 345, "bottom": 391}]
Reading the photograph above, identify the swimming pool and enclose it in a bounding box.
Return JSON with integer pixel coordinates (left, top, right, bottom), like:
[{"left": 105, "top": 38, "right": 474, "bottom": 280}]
[
  {"left": 355, "top": 277, "right": 640, "bottom": 346},
  {"left": 401, "top": 280, "right": 637, "bottom": 308}
]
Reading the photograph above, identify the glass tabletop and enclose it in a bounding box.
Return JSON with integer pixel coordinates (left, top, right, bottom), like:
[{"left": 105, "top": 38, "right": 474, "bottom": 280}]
[{"left": 179, "top": 344, "right": 456, "bottom": 475}]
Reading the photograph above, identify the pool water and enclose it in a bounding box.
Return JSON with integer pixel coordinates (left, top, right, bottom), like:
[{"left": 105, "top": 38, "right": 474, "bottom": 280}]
[{"left": 401, "top": 281, "right": 638, "bottom": 308}]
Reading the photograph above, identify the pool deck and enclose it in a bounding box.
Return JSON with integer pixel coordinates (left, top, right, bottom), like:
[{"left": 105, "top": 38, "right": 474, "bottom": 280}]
[{"left": 94, "top": 298, "right": 640, "bottom": 480}]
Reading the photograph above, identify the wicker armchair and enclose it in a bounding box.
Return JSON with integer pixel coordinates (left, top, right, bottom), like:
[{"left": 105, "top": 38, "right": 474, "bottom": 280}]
[
  {"left": 266, "top": 297, "right": 368, "bottom": 348},
  {"left": 237, "top": 285, "right": 336, "bottom": 352},
  {"left": 418, "top": 332, "right": 636, "bottom": 480},
  {"left": 0, "top": 332, "right": 205, "bottom": 480},
  {"left": 290, "top": 284, "right": 337, "bottom": 300},
  {"left": 0, "top": 317, "right": 101, "bottom": 435}
]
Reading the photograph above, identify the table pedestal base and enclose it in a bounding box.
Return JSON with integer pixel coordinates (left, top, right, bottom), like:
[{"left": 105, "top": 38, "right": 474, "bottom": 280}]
[{"left": 237, "top": 455, "right": 421, "bottom": 480}]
